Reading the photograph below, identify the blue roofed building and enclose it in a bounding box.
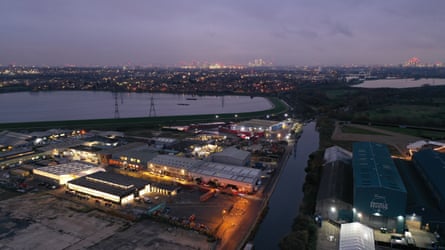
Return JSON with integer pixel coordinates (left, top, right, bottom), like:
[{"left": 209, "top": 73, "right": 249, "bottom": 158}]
[
  {"left": 352, "top": 142, "right": 407, "bottom": 233},
  {"left": 412, "top": 149, "right": 445, "bottom": 211}
]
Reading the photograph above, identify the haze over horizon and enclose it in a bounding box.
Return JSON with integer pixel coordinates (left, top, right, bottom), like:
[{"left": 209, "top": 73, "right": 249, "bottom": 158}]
[{"left": 1, "top": 0, "right": 445, "bottom": 67}]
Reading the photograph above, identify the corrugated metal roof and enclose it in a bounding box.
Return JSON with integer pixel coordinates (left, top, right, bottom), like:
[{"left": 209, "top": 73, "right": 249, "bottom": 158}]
[
  {"left": 412, "top": 149, "right": 445, "bottom": 201},
  {"left": 323, "top": 146, "right": 352, "bottom": 165},
  {"left": 34, "top": 161, "right": 103, "bottom": 176},
  {"left": 149, "top": 154, "right": 203, "bottom": 170},
  {"left": 339, "top": 222, "right": 375, "bottom": 250},
  {"left": 353, "top": 142, "right": 406, "bottom": 192}
]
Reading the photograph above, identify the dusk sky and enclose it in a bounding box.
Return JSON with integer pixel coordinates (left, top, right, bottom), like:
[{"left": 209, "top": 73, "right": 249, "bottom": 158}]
[{"left": 1, "top": 0, "right": 444, "bottom": 66}]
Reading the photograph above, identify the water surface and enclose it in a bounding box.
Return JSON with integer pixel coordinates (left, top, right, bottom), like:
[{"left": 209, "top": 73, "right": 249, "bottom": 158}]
[{"left": 0, "top": 91, "right": 272, "bottom": 123}]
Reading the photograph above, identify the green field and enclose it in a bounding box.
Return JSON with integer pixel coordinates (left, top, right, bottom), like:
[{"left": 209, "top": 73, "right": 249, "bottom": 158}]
[
  {"left": 354, "top": 104, "right": 445, "bottom": 125},
  {"left": 373, "top": 125, "right": 445, "bottom": 140},
  {"left": 325, "top": 89, "right": 358, "bottom": 100},
  {"left": 0, "top": 97, "right": 288, "bottom": 131}
]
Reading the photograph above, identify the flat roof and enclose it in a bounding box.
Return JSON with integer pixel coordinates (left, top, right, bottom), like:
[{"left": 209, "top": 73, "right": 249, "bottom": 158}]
[
  {"left": 412, "top": 149, "right": 445, "bottom": 201},
  {"left": 0, "top": 131, "right": 31, "bottom": 147},
  {"left": 38, "top": 138, "right": 84, "bottom": 152},
  {"left": 353, "top": 142, "right": 406, "bottom": 193},
  {"left": 68, "top": 171, "right": 150, "bottom": 197},
  {"left": 101, "top": 142, "right": 147, "bottom": 155},
  {"left": 152, "top": 137, "right": 177, "bottom": 144},
  {"left": 212, "top": 147, "right": 250, "bottom": 161},
  {"left": 236, "top": 119, "right": 280, "bottom": 128},
  {"left": 34, "top": 161, "right": 101, "bottom": 176},
  {"left": 149, "top": 154, "right": 203, "bottom": 171},
  {"left": 115, "top": 148, "right": 158, "bottom": 163},
  {"left": 71, "top": 145, "right": 103, "bottom": 152},
  {"left": 193, "top": 162, "right": 261, "bottom": 185},
  {"left": 85, "top": 171, "right": 150, "bottom": 189}
]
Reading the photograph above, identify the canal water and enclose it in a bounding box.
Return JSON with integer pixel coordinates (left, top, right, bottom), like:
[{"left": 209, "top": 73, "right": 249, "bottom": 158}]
[
  {"left": 0, "top": 91, "right": 272, "bottom": 123},
  {"left": 253, "top": 121, "right": 319, "bottom": 250}
]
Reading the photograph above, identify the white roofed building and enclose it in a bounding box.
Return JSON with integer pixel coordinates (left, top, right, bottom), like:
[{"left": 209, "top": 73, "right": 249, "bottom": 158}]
[
  {"left": 194, "top": 162, "right": 261, "bottom": 193},
  {"left": 148, "top": 154, "right": 261, "bottom": 193},
  {"left": 148, "top": 154, "right": 202, "bottom": 179},
  {"left": 33, "top": 161, "right": 105, "bottom": 185},
  {"left": 339, "top": 222, "right": 375, "bottom": 250}
]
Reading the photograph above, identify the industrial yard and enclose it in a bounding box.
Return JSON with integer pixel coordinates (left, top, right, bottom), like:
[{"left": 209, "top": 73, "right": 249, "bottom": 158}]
[
  {"left": 0, "top": 118, "right": 300, "bottom": 250},
  {"left": 0, "top": 191, "right": 215, "bottom": 250}
]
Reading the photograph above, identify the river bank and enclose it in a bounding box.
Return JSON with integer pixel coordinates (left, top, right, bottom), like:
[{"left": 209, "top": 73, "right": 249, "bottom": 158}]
[{"left": 243, "top": 122, "right": 319, "bottom": 250}]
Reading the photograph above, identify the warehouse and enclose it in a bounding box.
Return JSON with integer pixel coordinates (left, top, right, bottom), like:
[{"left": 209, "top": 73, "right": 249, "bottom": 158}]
[
  {"left": 194, "top": 162, "right": 262, "bottom": 193},
  {"left": 352, "top": 142, "right": 407, "bottom": 233},
  {"left": 229, "top": 119, "right": 288, "bottom": 138},
  {"left": 67, "top": 171, "right": 151, "bottom": 204},
  {"left": 412, "top": 149, "right": 445, "bottom": 211},
  {"left": 33, "top": 161, "right": 105, "bottom": 185},
  {"left": 148, "top": 154, "right": 262, "bottom": 193},
  {"left": 317, "top": 146, "right": 353, "bottom": 220},
  {"left": 108, "top": 147, "right": 157, "bottom": 171},
  {"left": 211, "top": 146, "right": 251, "bottom": 166},
  {"left": 148, "top": 154, "right": 201, "bottom": 179}
]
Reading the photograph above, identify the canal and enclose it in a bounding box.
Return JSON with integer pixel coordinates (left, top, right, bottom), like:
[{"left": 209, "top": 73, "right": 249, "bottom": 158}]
[{"left": 253, "top": 121, "right": 319, "bottom": 250}]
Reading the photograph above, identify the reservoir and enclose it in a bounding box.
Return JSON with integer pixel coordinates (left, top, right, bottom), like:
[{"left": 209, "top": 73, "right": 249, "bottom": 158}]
[
  {"left": 0, "top": 91, "right": 272, "bottom": 123},
  {"left": 353, "top": 78, "right": 445, "bottom": 88},
  {"left": 253, "top": 121, "right": 319, "bottom": 250}
]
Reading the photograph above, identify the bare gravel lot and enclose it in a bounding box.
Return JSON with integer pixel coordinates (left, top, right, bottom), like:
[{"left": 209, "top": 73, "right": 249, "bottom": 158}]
[{"left": 0, "top": 192, "right": 213, "bottom": 250}]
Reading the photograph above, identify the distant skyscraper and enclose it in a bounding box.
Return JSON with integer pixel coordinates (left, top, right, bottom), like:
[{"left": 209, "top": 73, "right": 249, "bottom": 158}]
[
  {"left": 247, "top": 58, "right": 271, "bottom": 67},
  {"left": 404, "top": 57, "right": 420, "bottom": 67}
]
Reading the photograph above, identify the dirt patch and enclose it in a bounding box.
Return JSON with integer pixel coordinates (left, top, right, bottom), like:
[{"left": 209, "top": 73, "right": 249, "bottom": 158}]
[{"left": 332, "top": 122, "right": 422, "bottom": 156}]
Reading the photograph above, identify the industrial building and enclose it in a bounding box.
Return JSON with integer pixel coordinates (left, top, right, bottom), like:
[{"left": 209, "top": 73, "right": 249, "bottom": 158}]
[
  {"left": 412, "top": 149, "right": 445, "bottom": 211},
  {"left": 107, "top": 143, "right": 158, "bottom": 171},
  {"left": 33, "top": 161, "right": 105, "bottom": 185},
  {"left": 407, "top": 140, "right": 445, "bottom": 156},
  {"left": 211, "top": 146, "right": 251, "bottom": 166},
  {"left": 316, "top": 146, "right": 353, "bottom": 221},
  {"left": 67, "top": 171, "right": 151, "bottom": 205},
  {"left": 228, "top": 119, "right": 292, "bottom": 139},
  {"left": 352, "top": 142, "right": 407, "bottom": 233},
  {"left": 148, "top": 154, "right": 201, "bottom": 179},
  {"left": 339, "top": 222, "right": 375, "bottom": 250},
  {"left": 194, "top": 162, "right": 262, "bottom": 193},
  {"left": 0, "top": 131, "right": 31, "bottom": 150},
  {"left": 148, "top": 154, "right": 262, "bottom": 193}
]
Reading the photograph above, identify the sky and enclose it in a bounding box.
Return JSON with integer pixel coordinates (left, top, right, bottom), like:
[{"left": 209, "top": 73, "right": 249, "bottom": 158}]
[{"left": 1, "top": 0, "right": 445, "bottom": 66}]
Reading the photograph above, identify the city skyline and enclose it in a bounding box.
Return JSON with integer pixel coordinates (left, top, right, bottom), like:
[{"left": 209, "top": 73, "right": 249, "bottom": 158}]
[{"left": 1, "top": 0, "right": 445, "bottom": 66}]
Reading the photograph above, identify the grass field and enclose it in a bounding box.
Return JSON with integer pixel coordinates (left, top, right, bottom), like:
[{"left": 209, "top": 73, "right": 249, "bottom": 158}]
[
  {"left": 373, "top": 125, "right": 445, "bottom": 140},
  {"left": 0, "top": 97, "right": 288, "bottom": 131},
  {"left": 354, "top": 104, "right": 445, "bottom": 126}
]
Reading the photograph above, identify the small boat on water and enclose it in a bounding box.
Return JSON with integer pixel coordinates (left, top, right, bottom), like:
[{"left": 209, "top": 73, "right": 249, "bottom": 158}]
[
  {"left": 186, "top": 98, "right": 197, "bottom": 100},
  {"left": 177, "top": 103, "right": 190, "bottom": 106}
]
